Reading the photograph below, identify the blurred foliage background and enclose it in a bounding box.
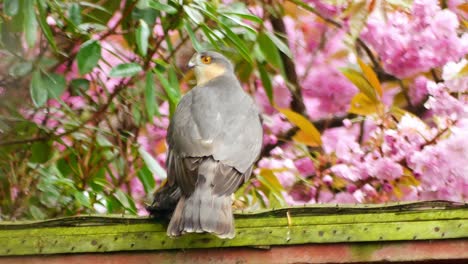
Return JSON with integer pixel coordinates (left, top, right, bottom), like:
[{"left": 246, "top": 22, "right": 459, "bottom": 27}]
[{"left": 0, "top": 0, "right": 467, "bottom": 220}]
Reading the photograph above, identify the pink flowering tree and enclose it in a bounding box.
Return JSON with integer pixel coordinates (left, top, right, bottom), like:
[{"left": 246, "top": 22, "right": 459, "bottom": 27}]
[{"left": 0, "top": 0, "right": 467, "bottom": 220}]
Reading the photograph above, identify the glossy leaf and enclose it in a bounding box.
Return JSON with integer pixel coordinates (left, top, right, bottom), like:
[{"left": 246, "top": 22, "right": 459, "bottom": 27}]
[
  {"left": 258, "top": 169, "right": 284, "bottom": 194},
  {"left": 113, "top": 190, "right": 137, "bottom": 214},
  {"left": 155, "top": 68, "right": 181, "bottom": 109},
  {"left": 349, "top": 92, "right": 379, "bottom": 116},
  {"left": 71, "top": 78, "right": 90, "bottom": 94},
  {"left": 37, "top": 1, "right": 58, "bottom": 52},
  {"left": 184, "top": 5, "right": 204, "bottom": 24},
  {"left": 136, "top": 19, "right": 150, "bottom": 56},
  {"left": 29, "top": 205, "right": 46, "bottom": 220},
  {"left": 184, "top": 20, "right": 202, "bottom": 51},
  {"left": 145, "top": 72, "right": 159, "bottom": 119},
  {"left": 357, "top": 57, "right": 382, "bottom": 98},
  {"left": 23, "top": 0, "right": 38, "bottom": 47},
  {"left": 137, "top": 165, "right": 156, "bottom": 194},
  {"left": 277, "top": 108, "right": 322, "bottom": 146},
  {"left": 74, "top": 191, "right": 92, "bottom": 208},
  {"left": 257, "top": 62, "right": 273, "bottom": 104},
  {"left": 77, "top": 40, "right": 101, "bottom": 75},
  {"left": 258, "top": 32, "right": 285, "bottom": 76},
  {"left": 222, "top": 12, "right": 263, "bottom": 24},
  {"left": 44, "top": 73, "right": 66, "bottom": 99},
  {"left": 30, "top": 71, "right": 48, "bottom": 107},
  {"left": 9, "top": 61, "right": 33, "bottom": 77},
  {"left": 148, "top": 0, "right": 177, "bottom": 14},
  {"left": 265, "top": 31, "right": 292, "bottom": 58},
  {"left": 5, "top": 0, "right": 19, "bottom": 17},
  {"left": 139, "top": 147, "right": 167, "bottom": 180},
  {"left": 68, "top": 3, "right": 82, "bottom": 25},
  {"left": 31, "top": 141, "right": 52, "bottom": 164},
  {"left": 219, "top": 24, "right": 253, "bottom": 65},
  {"left": 109, "top": 63, "right": 142, "bottom": 77},
  {"left": 341, "top": 67, "right": 378, "bottom": 102}
]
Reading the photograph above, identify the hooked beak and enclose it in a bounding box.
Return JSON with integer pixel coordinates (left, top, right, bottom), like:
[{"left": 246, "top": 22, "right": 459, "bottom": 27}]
[{"left": 187, "top": 54, "right": 197, "bottom": 68}]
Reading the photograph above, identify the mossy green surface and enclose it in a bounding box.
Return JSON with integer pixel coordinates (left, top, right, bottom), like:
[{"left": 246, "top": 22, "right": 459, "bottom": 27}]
[{"left": 0, "top": 201, "right": 466, "bottom": 256}]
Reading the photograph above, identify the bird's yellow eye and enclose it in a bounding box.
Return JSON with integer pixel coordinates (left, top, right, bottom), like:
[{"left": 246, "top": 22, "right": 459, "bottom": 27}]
[{"left": 201, "top": 55, "right": 212, "bottom": 64}]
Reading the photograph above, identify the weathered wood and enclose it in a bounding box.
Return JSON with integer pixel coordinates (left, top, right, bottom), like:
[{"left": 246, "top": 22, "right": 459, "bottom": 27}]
[{"left": 0, "top": 201, "right": 466, "bottom": 257}]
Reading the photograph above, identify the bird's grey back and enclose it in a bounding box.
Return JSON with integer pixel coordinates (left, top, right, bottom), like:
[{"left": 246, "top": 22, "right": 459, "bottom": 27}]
[{"left": 168, "top": 74, "right": 262, "bottom": 173}]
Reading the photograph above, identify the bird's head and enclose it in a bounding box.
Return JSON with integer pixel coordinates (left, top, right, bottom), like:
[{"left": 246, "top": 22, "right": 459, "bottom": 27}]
[{"left": 187, "top": 51, "right": 234, "bottom": 86}]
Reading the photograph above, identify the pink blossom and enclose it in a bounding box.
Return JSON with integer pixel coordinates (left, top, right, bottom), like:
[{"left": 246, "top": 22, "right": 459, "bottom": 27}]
[
  {"left": 361, "top": 0, "right": 467, "bottom": 78},
  {"left": 424, "top": 81, "right": 467, "bottom": 120},
  {"left": 369, "top": 157, "right": 403, "bottom": 181},
  {"left": 409, "top": 76, "right": 429, "bottom": 105},
  {"left": 304, "top": 1, "right": 346, "bottom": 18},
  {"left": 257, "top": 157, "right": 296, "bottom": 188},
  {"left": 408, "top": 128, "right": 468, "bottom": 201},
  {"left": 332, "top": 192, "right": 357, "bottom": 204},
  {"left": 447, "top": 0, "right": 468, "bottom": 19},
  {"left": 294, "top": 157, "right": 315, "bottom": 176},
  {"left": 330, "top": 164, "right": 361, "bottom": 181},
  {"left": 302, "top": 66, "right": 358, "bottom": 118},
  {"left": 443, "top": 59, "right": 468, "bottom": 93},
  {"left": 322, "top": 126, "right": 361, "bottom": 161}
]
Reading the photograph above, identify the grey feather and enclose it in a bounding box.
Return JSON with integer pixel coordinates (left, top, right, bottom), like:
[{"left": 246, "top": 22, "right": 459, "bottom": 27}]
[{"left": 165, "top": 51, "right": 262, "bottom": 238}]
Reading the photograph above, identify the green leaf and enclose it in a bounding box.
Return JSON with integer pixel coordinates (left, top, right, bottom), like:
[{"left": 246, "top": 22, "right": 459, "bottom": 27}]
[
  {"left": 200, "top": 24, "right": 223, "bottom": 50},
  {"left": 145, "top": 72, "right": 159, "bottom": 119},
  {"left": 137, "top": 165, "right": 156, "bottom": 194},
  {"left": 221, "top": 12, "right": 263, "bottom": 24},
  {"left": 23, "top": 0, "right": 38, "bottom": 47},
  {"left": 184, "top": 20, "right": 202, "bottom": 52},
  {"left": 44, "top": 73, "right": 66, "bottom": 99},
  {"left": 113, "top": 190, "right": 137, "bottom": 214},
  {"left": 257, "top": 62, "right": 273, "bottom": 104},
  {"left": 5, "top": 0, "right": 19, "bottom": 16},
  {"left": 30, "top": 71, "right": 48, "bottom": 107},
  {"left": 155, "top": 68, "right": 180, "bottom": 109},
  {"left": 77, "top": 40, "right": 101, "bottom": 75},
  {"left": 265, "top": 31, "right": 292, "bottom": 58},
  {"left": 219, "top": 23, "right": 253, "bottom": 65},
  {"left": 9, "top": 61, "right": 33, "bottom": 77},
  {"left": 184, "top": 5, "right": 204, "bottom": 24},
  {"left": 89, "top": 168, "right": 107, "bottom": 192},
  {"left": 108, "top": 63, "right": 142, "bottom": 77},
  {"left": 137, "top": 0, "right": 150, "bottom": 9},
  {"left": 71, "top": 78, "right": 90, "bottom": 95},
  {"left": 31, "top": 141, "right": 52, "bottom": 164},
  {"left": 340, "top": 67, "right": 378, "bottom": 102},
  {"left": 221, "top": 14, "right": 257, "bottom": 35},
  {"left": 78, "top": 2, "right": 112, "bottom": 14},
  {"left": 37, "top": 1, "right": 58, "bottom": 52},
  {"left": 77, "top": 23, "right": 107, "bottom": 33},
  {"left": 136, "top": 19, "right": 150, "bottom": 56},
  {"left": 74, "top": 191, "right": 92, "bottom": 208},
  {"left": 258, "top": 32, "right": 285, "bottom": 77},
  {"left": 68, "top": 3, "right": 82, "bottom": 25},
  {"left": 29, "top": 205, "right": 46, "bottom": 220},
  {"left": 139, "top": 147, "right": 167, "bottom": 180},
  {"left": 148, "top": 0, "right": 177, "bottom": 14}
]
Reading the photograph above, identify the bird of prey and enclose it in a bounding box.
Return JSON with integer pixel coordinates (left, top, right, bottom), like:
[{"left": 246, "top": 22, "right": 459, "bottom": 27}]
[{"left": 159, "top": 51, "right": 263, "bottom": 239}]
